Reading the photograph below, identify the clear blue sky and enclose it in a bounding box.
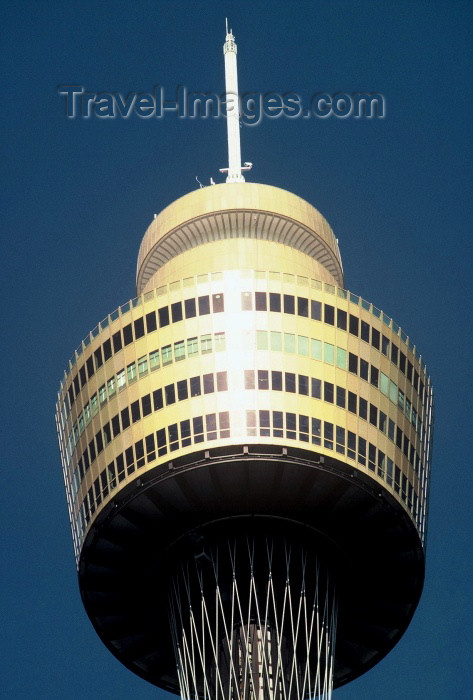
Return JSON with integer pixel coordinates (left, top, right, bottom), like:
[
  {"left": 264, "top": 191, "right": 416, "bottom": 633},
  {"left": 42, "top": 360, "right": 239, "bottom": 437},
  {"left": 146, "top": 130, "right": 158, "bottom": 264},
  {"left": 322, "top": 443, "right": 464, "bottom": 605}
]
[{"left": 1, "top": 1, "right": 472, "bottom": 698}]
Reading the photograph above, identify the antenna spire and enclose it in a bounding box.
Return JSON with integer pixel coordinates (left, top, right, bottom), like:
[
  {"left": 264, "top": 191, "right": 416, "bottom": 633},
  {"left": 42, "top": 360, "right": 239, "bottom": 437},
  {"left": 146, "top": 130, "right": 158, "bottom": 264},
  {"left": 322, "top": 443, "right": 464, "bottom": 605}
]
[{"left": 219, "top": 21, "right": 252, "bottom": 183}]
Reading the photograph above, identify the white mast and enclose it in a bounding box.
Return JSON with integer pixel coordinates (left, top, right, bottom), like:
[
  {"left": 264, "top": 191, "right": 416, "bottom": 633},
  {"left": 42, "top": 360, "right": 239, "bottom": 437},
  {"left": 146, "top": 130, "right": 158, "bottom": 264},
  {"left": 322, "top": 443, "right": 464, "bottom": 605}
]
[{"left": 220, "top": 20, "right": 252, "bottom": 183}]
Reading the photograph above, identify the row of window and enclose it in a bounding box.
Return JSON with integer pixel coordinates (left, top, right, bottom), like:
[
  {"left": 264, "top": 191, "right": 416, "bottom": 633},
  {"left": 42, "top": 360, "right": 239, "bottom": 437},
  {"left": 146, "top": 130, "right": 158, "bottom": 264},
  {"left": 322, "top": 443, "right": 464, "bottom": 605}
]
[
  {"left": 68, "top": 371, "right": 228, "bottom": 497},
  {"left": 61, "top": 331, "right": 226, "bottom": 436},
  {"left": 254, "top": 329, "right": 427, "bottom": 427},
  {"left": 74, "top": 411, "right": 231, "bottom": 538},
  {"left": 242, "top": 291, "right": 427, "bottom": 403},
  {"left": 245, "top": 409, "right": 421, "bottom": 520},
  {"left": 244, "top": 369, "right": 424, "bottom": 479},
  {"left": 66, "top": 293, "right": 225, "bottom": 410}
]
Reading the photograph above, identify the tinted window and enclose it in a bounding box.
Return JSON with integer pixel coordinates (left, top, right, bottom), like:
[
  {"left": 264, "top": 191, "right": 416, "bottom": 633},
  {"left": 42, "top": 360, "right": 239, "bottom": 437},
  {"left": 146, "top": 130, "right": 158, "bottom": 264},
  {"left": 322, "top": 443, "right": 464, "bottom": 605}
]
[
  {"left": 198, "top": 295, "right": 210, "bottom": 315},
  {"left": 134, "top": 317, "right": 144, "bottom": 339},
  {"left": 311, "top": 300, "right": 321, "bottom": 320},
  {"left": 171, "top": 302, "right": 183, "bottom": 323},
  {"left": 283, "top": 294, "right": 295, "bottom": 314},
  {"left": 158, "top": 306, "right": 169, "bottom": 327},
  {"left": 297, "top": 297, "right": 309, "bottom": 317},
  {"left": 337, "top": 309, "right": 347, "bottom": 330},
  {"left": 146, "top": 311, "right": 157, "bottom": 332},
  {"left": 123, "top": 323, "right": 133, "bottom": 346},
  {"left": 269, "top": 293, "right": 281, "bottom": 312},
  {"left": 349, "top": 314, "right": 359, "bottom": 336},
  {"left": 255, "top": 292, "right": 267, "bottom": 311},
  {"left": 324, "top": 304, "right": 335, "bottom": 325},
  {"left": 185, "top": 298, "right": 196, "bottom": 318}
]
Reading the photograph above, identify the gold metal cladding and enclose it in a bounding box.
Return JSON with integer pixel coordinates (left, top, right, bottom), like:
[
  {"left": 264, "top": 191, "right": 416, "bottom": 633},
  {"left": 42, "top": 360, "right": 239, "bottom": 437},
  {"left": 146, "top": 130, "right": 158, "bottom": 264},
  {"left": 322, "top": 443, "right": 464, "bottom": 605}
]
[{"left": 136, "top": 183, "right": 344, "bottom": 294}]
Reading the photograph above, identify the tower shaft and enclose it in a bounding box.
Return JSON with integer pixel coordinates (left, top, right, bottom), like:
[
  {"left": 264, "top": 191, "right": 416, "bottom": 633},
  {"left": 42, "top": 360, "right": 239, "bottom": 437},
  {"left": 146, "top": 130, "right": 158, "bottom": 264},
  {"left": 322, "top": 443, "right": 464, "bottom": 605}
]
[{"left": 223, "top": 23, "right": 244, "bottom": 182}]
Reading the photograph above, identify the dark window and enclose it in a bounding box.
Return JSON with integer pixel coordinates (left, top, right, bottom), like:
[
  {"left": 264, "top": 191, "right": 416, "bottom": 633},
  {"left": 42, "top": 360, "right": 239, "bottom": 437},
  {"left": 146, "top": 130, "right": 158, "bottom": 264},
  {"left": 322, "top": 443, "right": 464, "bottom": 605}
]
[
  {"left": 83, "top": 449, "right": 90, "bottom": 471},
  {"left": 396, "top": 427, "right": 403, "bottom": 449},
  {"left": 269, "top": 293, "right": 281, "bottom": 312},
  {"left": 111, "top": 414, "right": 120, "bottom": 437},
  {"left": 135, "top": 439, "right": 145, "bottom": 468},
  {"left": 125, "top": 446, "right": 134, "bottom": 474},
  {"left": 336, "top": 386, "right": 346, "bottom": 408},
  {"left": 399, "top": 351, "right": 406, "bottom": 374},
  {"left": 298, "top": 374, "right": 309, "bottom": 395},
  {"left": 297, "top": 297, "right": 309, "bottom": 317},
  {"left": 198, "top": 295, "right": 210, "bottom": 315},
  {"left": 88, "top": 439, "right": 96, "bottom": 463},
  {"left": 273, "top": 410, "right": 283, "bottom": 437},
  {"left": 311, "top": 377, "right": 321, "bottom": 398},
  {"left": 219, "top": 411, "right": 230, "bottom": 438},
  {"left": 157, "top": 428, "right": 167, "bottom": 456},
  {"left": 359, "top": 397, "right": 368, "bottom": 419},
  {"left": 181, "top": 419, "right": 191, "bottom": 446},
  {"left": 146, "top": 311, "right": 157, "bottom": 332},
  {"left": 283, "top": 294, "right": 295, "bottom": 314},
  {"left": 184, "top": 298, "right": 196, "bottom": 318},
  {"left": 153, "top": 388, "right": 163, "bottom": 410},
  {"left": 324, "top": 304, "right": 335, "bottom": 325},
  {"left": 116, "top": 454, "right": 125, "bottom": 481},
  {"left": 388, "top": 419, "right": 395, "bottom": 441},
  {"left": 169, "top": 423, "right": 179, "bottom": 449},
  {"left": 324, "top": 381, "right": 334, "bottom": 403},
  {"left": 285, "top": 372, "right": 296, "bottom": 393},
  {"left": 391, "top": 342, "right": 399, "bottom": 365},
  {"left": 203, "top": 373, "right": 214, "bottom": 394},
  {"left": 370, "top": 366, "right": 379, "bottom": 387},
  {"left": 190, "top": 376, "right": 201, "bottom": 397},
  {"left": 131, "top": 400, "right": 141, "bottom": 423},
  {"left": 347, "top": 431, "right": 356, "bottom": 459},
  {"left": 379, "top": 411, "right": 387, "bottom": 433},
  {"left": 121, "top": 406, "right": 130, "bottom": 430},
  {"left": 171, "top": 302, "right": 183, "bottom": 323},
  {"left": 123, "top": 323, "right": 133, "bottom": 346},
  {"left": 103, "top": 339, "right": 112, "bottom": 361},
  {"left": 112, "top": 330, "right": 122, "bottom": 353},
  {"left": 360, "top": 359, "right": 369, "bottom": 380},
  {"left": 244, "top": 370, "right": 255, "bottom": 389},
  {"left": 94, "top": 346, "right": 103, "bottom": 369},
  {"left": 371, "top": 327, "right": 380, "bottom": 350},
  {"left": 177, "top": 380, "right": 188, "bottom": 401},
  {"left": 311, "top": 300, "right": 321, "bottom": 320},
  {"left": 95, "top": 430, "right": 103, "bottom": 454},
  {"left": 255, "top": 292, "right": 267, "bottom": 311},
  {"left": 241, "top": 292, "right": 253, "bottom": 310},
  {"left": 73, "top": 374, "right": 80, "bottom": 396},
  {"left": 407, "top": 360, "right": 413, "bottom": 383},
  {"left": 165, "top": 384, "right": 176, "bottom": 405},
  {"left": 348, "top": 353, "right": 358, "bottom": 374},
  {"left": 142, "top": 394, "right": 152, "bottom": 416},
  {"left": 349, "top": 314, "right": 359, "bottom": 336},
  {"left": 369, "top": 403, "right": 378, "bottom": 426},
  {"left": 368, "top": 443, "right": 376, "bottom": 471},
  {"left": 258, "top": 370, "right": 269, "bottom": 390},
  {"left": 337, "top": 309, "right": 347, "bottom": 330},
  {"left": 403, "top": 435, "right": 409, "bottom": 457},
  {"left": 79, "top": 365, "right": 87, "bottom": 388},
  {"left": 413, "top": 369, "right": 419, "bottom": 393},
  {"left": 324, "top": 421, "right": 334, "bottom": 449},
  {"left": 272, "top": 371, "right": 283, "bottom": 391},
  {"left": 217, "top": 371, "right": 228, "bottom": 391},
  {"left": 158, "top": 306, "right": 169, "bottom": 327},
  {"left": 358, "top": 437, "right": 366, "bottom": 465},
  {"left": 312, "top": 418, "right": 321, "bottom": 445},
  {"left": 348, "top": 391, "right": 357, "bottom": 413},
  {"left": 299, "top": 414, "right": 309, "bottom": 441},
  {"left": 100, "top": 469, "right": 109, "bottom": 497},
  {"left": 260, "top": 409, "right": 270, "bottom": 436},
  {"left": 382, "top": 335, "right": 390, "bottom": 356},
  {"left": 361, "top": 321, "right": 370, "bottom": 343},
  {"left": 286, "top": 412, "right": 297, "bottom": 439},
  {"left": 206, "top": 413, "right": 217, "bottom": 440},
  {"left": 134, "top": 317, "right": 144, "bottom": 339},
  {"left": 212, "top": 293, "right": 224, "bottom": 313},
  {"left": 145, "top": 434, "right": 156, "bottom": 461},
  {"left": 86, "top": 356, "right": 95, "bottom": 380}
]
